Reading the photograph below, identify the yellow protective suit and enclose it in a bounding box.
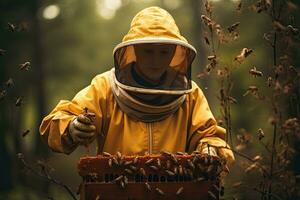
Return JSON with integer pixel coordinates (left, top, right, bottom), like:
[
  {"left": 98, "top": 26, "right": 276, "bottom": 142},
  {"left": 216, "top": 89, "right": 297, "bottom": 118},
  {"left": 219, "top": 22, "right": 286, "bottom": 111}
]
[{"left": 39, "top": 7, "right": 235, "bottom": 165}]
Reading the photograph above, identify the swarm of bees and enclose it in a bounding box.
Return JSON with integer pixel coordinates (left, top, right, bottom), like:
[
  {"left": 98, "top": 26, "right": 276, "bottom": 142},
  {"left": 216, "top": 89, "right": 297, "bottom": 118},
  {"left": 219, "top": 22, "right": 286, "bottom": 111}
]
[{"left": 80, "top": 151, "right": 225, "bottom": 198}]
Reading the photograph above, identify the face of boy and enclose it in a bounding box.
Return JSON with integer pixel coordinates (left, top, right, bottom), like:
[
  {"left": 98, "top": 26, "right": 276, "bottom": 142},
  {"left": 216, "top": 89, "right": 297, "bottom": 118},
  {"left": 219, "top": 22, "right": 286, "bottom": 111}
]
[{"left": 134, "top": 43, "right": 176, "bottom": 83}]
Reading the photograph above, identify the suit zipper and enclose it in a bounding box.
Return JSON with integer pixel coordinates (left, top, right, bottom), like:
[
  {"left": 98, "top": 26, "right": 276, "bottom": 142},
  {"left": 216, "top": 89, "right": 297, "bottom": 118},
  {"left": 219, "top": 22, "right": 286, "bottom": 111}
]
[{"left": 147, "top": 123, "right": 153, "bottom": 154}]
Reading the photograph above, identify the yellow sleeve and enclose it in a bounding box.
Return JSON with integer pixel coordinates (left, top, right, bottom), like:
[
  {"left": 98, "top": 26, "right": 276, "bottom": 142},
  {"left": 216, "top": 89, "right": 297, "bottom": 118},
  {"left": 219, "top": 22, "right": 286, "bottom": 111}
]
[
  {"left": 39, "top": 74, "right": 108, "bottom": 154},
  {"left": 186, "top": 82, "right": 235, "bottom": 165}
]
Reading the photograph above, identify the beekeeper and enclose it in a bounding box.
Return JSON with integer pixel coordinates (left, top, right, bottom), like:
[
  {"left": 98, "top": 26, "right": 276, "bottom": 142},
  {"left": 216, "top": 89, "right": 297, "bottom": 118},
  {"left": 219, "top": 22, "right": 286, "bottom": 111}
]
[{"left": 40, "top": 6, "right": 234, "bottom": 165}]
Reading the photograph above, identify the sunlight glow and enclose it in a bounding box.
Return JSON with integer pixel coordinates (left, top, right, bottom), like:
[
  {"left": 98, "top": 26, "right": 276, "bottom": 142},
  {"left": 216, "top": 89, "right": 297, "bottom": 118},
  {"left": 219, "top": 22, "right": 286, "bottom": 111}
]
[
  {"left": 43, "top": 5, "right": 60, "bottom": 20},
  {"left": 96, "top": 0, "right": 122, "bottom": 20},
  {"left": 163, "top": 0, "right": 181, "bottom": 10}
]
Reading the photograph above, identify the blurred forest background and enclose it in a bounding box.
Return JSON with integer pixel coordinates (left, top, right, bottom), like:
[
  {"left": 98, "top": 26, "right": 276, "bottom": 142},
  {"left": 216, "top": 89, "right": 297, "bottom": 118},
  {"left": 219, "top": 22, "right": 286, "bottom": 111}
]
[{"left": 0, "top": 0, "right": 299, "bottom": 199}]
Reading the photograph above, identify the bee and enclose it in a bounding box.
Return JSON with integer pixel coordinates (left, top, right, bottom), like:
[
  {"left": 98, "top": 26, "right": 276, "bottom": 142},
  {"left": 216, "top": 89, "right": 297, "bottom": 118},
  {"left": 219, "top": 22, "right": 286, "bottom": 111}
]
[
  {"left": 123, "top": 176, "right": 128, "bottom": 185},
  {"left": 145, "top": 182, "right": 151, "bottom": 192},
  {"left": 227, "top": 22, "right": 240, "bottom": 33},
  {"left": 232, "top": 181, "right": 243, "bottom": 188},
  {"left": 287, "top": 25, "right": 299, "bottom": 35},
  {"left": 133, "top": 156, "right": 138, "bottom": 164},
  {"left": 195, "top": 177, "right": 205, "bottom": 182},
  {"left": 0, "top": 90, "right": 7, "bottom": 101},
  {"left": 156, "top": 158, "right": 161, "bottom": 168},
  {"left": 178, "top": 165, "right": 184, "bottom": 176},
  {"left": 258, "top": 128, "right": 265, "bottom": 140},
  {"left": 170, "top": 154, "right": 178, "bottom": 164},
  {"left": 19, "top": 62, "right": 31, "bottom": 71},
  {"left": 267, "top": 77, "right": 273, "bottom": 87},
  {"left": 243, "top": 86, "right": 258, "bottom": 97},
  {"left": 120, "top": 180, "right": 125, "bottom": 189},
  {"left": 228, "top": 96, "right": 237, "bottom": 104},
  {"left": 116, "top": 151, "right": 122, "bottom": 159},
  {"left": 124, "top": 169, "right": 133, "bottom": 175},
  {"left": 139, "top": 168, "right": 146, "bottom": 177},
  {"left": 15, "top": 96, "right": 24, "bottom": 107},
  {"left": 95, "top": 195, "right": 100, "bottom": 200},
  {"left": 176, "top": 151, "right": 185, "bottom": 155},
  {"left": 129, "top": 165, "right": 137, "bottom": 171},
  {"left": 5, "top": 78, "right": 14, "bottom": 88},
  {"left": 208, "top": 191, "right": 217, "bottom": 199},
  {"left": 161, "top": 150, "right": 172, "bottom": 156},
  {"left": 108, "top": 159, "right": 113, "bottom": 167},
  {"left": 0, "top": 49, "right": 6, "bottom": 56},
  {"left": 112, "top": 157, "right": 119, "bottom": 166},
  {"left": 149, "top": 165, "right": 159, "bottom": 171},
  {"left": 166, "top": 160, "right": 171, "bottom": 169},
  {"left": 103, "top": 152, "right": 112, "bottom": 157},
  {"left": 176, "top": 187, "right": 184, "bottom": 196},
  {"left": 165, "top": 170, "right": 175, "bottom": 176},
  {"left": 207, "top": 55, "right": 216, "bottom": 61},
  {"left": 155, "top": 188, "right": 165, "bottom": 196},
  {"left": 204, "top": 36, "right": 210, "bottom": 45},
  {"left": 124, "top": 160, "right": 133, "bottom": 166},
  {"left": 236, "top": 1, "right": 242, "bottom": 12},
  {"left": 7, "top": 22, "right": 17, "bottom": 32},
  {"left": 145, "top": 158, "right": 155, "bottom": 165},
  {"left": 187, "top": 159, "right": 195, "bottom": 170},
  {"left": 22, "top": 129, "right": 30, "bottom": 137},
  {"left": 234, "top": 48, "right": 253, "bottom": 63},
  {"left": 249, "top": 67, "right": 263, "bottom": 77}
]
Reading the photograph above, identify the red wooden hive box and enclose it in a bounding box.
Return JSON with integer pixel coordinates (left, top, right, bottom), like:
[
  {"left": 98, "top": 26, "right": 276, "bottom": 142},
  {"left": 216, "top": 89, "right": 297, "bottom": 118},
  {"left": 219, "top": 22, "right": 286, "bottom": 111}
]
[{"left": 78, "top": 152, "right": 222, "bottom": 200}]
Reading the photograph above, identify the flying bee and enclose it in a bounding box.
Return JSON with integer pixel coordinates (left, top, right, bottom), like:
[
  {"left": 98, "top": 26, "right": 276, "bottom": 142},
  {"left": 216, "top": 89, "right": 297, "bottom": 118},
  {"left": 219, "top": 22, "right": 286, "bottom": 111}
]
[
  {"left": 145, "top": 182, "right": 151, "bottom": 192},
  {"left": 201, "top": 15, "right": 213, "bottom": 28},
  {"left": 155, "top": 188, "right": 165, "bottom": 196},
  {"left": 176, "top": 187, "right": 184, "bottom": 196},
  {"left": 234, "top": 48, "right": 253, "bottom": 63},
  {"left": 19, "top": 62, "right": 31, "bottom": 71},
  {"left": 249, "top": 67, "right": 263, "bottom": 77},
  {"left": 15, "top": 96, "right": 24, "bottom": 107},
  {"left": 7, "top": 22, "right": 17, "bottom": 32},
  {"left": 204, "top": 36, "right": 210, "bottom": 45},
  {"left": 228, "top": 96, "right": 237, "bottom": 104},
  {"left": 258, "top": 128, "right": 265, "bottom": 140},
  {"left": 236, "top": 1, "right": 242, "bottom": 12},
  {"left": 227, "top": 22, "right": 240, "bottom": 33},
  {"left": 208, "top": 190, "right": 217, "bottom": 199},
  {"left": 0, "top": 90, "right": 7, "bottom": 101},
  {"left": 5, "top": 78, "right": 14, "bottom": 88},
  {"left": 0, "top": 49, "right": 6, "bottom": 56},
  {"left": 286, "top": 25, "right": 299, "bottom": 35},
  {"left": 243, "top": 86, "right": 258, "bottom": 97},
  {"left": 207, "top": 55, "right": 216, "bottom": 61},
  {"left": 22, "top": 129, "right": 30, "bottom": 137}
]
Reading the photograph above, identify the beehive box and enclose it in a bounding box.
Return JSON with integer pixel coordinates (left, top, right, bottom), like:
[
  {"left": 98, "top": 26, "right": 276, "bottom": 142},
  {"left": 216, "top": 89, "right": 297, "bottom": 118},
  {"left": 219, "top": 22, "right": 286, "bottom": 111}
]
[{"left": 78, "top": 152, "right": 222, "bottom": 200}]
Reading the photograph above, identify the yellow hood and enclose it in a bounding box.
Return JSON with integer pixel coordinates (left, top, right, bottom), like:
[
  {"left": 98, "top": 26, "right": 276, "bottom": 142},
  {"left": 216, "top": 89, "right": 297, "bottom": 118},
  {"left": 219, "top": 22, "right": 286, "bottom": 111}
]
[{"left": 113, "top": 6, "right": 196, "bottom": 94}]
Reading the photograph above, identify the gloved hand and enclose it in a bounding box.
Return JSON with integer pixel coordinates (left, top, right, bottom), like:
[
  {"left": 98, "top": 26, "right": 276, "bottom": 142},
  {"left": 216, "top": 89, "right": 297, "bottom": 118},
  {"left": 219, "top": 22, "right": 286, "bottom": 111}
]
[{"left": 68, "top": 114, "right": 96, "bottom": 145}]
